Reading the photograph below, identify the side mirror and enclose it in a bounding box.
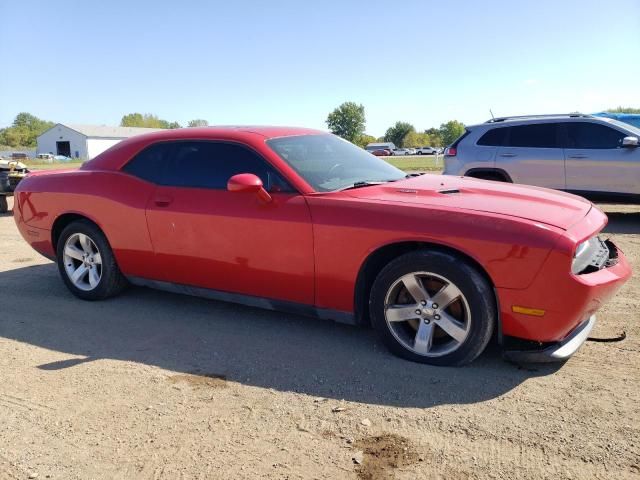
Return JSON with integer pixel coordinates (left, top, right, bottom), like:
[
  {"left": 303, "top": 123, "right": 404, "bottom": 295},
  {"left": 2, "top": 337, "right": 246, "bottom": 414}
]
[
  {"left": 227, "top": 173, "right": 272, "bottom": 203},
  {"left": 622, "top": 136, "right": 639, "bottom": 148}
]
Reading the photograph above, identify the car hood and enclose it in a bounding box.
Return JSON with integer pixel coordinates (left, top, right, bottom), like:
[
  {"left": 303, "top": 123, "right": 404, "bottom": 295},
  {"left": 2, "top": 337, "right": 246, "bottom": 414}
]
[{"left": 345, "top": 174, "right": 592, "bottom": 230}]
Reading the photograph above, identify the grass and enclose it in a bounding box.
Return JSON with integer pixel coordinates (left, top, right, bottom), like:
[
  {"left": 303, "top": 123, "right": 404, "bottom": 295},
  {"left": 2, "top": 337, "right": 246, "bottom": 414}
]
[
  {"left": 24, "top": 160, "right": 83, "bottom": 170},
  {"left": 385, "top": 155, "right": 443, "bottom": 172}
]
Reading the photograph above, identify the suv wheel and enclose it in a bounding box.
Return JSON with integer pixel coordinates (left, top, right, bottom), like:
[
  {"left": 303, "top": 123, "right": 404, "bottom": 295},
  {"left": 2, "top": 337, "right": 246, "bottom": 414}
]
[{"left": 369, "top": 250, "right": 496, "bottom": 366}]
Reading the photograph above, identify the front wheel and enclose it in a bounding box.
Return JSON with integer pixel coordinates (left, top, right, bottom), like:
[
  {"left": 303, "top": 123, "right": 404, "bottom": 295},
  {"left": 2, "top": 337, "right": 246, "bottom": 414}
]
[
  {"left": 56, "top": 220, "right": 128, "bottom": 300},
  {"left": 369, "top": 250, "right": 496, "bottom": 366}
]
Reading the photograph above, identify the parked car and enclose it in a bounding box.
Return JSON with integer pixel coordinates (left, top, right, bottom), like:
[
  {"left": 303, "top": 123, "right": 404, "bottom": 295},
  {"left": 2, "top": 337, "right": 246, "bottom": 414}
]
[
  {"left": 371, "top": 149, "right": 392, "bottom": 156},
  {"left": 405, "top": 148, "right": 417, "bottom": 155},
  {"left": 365, "top": 142, "right": 396, "bottom": 154},
  {"left": 392, "top": 148, "right": 410, "bottom": 156},
  {"left": 443, "top": 114, "right": 640, "bottom": 200},
  {"left": 53, "top": 155, "right": 74, "bottom": 162},
  {"left": 417, "top": 146, "right": 437, "bottom": 155},
  {"left": 14, "top": 127, "right": 631, "bottom": 366},
  {"left": 593, "top": 112, "right": 640, "bottom": 129},
  {"left": 36, "top": 153, "right": 55, "bottom": 163}
]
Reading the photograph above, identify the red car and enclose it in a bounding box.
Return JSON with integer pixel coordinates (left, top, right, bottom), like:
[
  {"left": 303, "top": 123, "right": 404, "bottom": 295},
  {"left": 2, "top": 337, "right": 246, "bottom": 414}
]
[
  {"left": 13, "top": 127, "right": 631, "bottom": 366},
  {"left": 371, "top": 149, "right": 392, "bottom": 156}
]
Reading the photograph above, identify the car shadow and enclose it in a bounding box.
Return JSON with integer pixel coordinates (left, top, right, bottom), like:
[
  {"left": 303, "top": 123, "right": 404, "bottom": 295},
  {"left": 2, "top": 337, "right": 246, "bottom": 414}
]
[
  {"left": 603, "top": 212, "right": 640, "bottom": 234},
  {"left": 0, "top": 264, "right": 562, "bottom": 408}
]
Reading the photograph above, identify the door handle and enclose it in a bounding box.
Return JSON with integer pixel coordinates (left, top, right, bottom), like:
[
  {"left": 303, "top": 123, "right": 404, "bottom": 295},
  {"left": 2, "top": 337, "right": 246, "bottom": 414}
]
[
  {"left": 500, "top": 153, "right": 516, "bottom": 157},
  {"left": 568, "top": 154, "right": 588, "bottom": 159},
  {"left": 154, "top": 195, "right": 173, "bottom": 207}
]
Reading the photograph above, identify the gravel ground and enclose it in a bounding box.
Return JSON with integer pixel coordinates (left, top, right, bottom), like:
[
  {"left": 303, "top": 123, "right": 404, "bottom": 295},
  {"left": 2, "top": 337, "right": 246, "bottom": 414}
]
[{"left": 0, "top": 196, "right": 638, "bottom": 479}]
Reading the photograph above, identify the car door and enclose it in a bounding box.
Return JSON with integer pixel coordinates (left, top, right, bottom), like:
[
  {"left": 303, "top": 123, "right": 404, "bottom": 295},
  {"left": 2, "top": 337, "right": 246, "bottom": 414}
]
[
  {"left": 144, "top": 140, "right": 315, "bottom": 305},
  {"left": 495, "top": 123, "right": 565, "bottom": 189},
  {"left": 562, "top": 121, "right": 640, "bottom": 194}
]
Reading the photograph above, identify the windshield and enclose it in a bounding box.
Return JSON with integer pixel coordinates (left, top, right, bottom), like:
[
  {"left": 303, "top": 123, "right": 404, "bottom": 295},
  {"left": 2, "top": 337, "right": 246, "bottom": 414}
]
[
  {"left": 267, "top": 134, "right": 406, "bottom": 192},
  {"left": 607, "top": 118, "right": 640, "bottom": 136}
]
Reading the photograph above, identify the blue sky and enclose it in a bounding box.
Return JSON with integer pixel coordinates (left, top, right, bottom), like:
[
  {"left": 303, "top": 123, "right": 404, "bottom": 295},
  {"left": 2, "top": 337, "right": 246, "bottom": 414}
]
[{"left": 1, "top": 0, "right": 639, "bottom": 136}]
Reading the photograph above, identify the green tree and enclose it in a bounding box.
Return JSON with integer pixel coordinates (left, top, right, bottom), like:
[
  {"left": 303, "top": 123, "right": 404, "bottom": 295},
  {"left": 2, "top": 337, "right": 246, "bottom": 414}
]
[
  {"left": 354, "top": 134, "right": 376, "bottom": 148},
  {"left": 188, "top": 119, "right": 209, "bottom": 127},
  {"left": 0, "top": 112, "right": 54, "bottom": 147},
  {"left": 438, "top": 120, "right": 465, "bottom": 146},
  {"left": 384, "top": 121, "right": 415, "bottom": 147},
  {"left": 120, "top": 113, "right": 180, "bottom": 129},
  {"left": 606, "top": 106, "right": 640, "bottom": 114},
  {"left": 326, "top": 102, "right": 366, "bottom": 143}
]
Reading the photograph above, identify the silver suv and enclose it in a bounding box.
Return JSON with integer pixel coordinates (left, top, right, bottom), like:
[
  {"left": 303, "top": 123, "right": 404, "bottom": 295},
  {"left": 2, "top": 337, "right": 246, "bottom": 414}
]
[{"left": 443, "top": 114, "right": 640, "bottom": 199}]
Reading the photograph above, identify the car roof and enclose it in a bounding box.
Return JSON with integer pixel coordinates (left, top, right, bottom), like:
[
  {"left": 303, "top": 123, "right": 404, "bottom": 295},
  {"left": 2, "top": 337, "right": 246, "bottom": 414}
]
[
  {"left": 83, "top": 125, "right": 328, "bottom": 172},
  {"left": 467, "top": 114, "right": 624, "bottom": 130}
]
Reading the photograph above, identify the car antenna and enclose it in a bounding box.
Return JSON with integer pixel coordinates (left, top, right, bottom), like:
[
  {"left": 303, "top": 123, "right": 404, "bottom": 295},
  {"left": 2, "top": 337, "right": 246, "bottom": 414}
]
[{"left": 489, "top": 108, "right": 495, "bottom": 120}]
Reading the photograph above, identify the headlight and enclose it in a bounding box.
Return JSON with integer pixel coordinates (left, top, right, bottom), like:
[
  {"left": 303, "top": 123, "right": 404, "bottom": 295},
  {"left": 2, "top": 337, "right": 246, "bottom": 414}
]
[{"left": 572, "top": 236, "right": 609, "bottom": 274}]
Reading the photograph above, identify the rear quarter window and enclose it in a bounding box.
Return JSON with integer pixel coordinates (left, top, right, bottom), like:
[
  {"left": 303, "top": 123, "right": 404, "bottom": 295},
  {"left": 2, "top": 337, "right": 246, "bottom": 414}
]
[
  {"left": 477, "top": 127, "right": 508, "bottom": 146},
  {"left": 121, "top": 142, "right": 171, "bottom": 184}
]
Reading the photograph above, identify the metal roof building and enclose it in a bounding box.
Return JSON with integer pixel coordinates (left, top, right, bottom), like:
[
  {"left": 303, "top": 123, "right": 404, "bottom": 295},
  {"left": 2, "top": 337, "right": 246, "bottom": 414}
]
[{"left": 37, "top": 123, "right": 164, "bottom": 160}]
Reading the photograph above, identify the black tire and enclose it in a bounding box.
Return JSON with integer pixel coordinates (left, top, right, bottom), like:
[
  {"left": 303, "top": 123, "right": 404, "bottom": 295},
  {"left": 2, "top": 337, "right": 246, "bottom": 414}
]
[
  {"left": 369, "top": 250, "right": 496, "bottom": 366},
  {"left": 56, "top": 220, "right": 128, "bottom": 300},
  {"left": 0, "top": 196, "right": 8, "bottom": 214}
]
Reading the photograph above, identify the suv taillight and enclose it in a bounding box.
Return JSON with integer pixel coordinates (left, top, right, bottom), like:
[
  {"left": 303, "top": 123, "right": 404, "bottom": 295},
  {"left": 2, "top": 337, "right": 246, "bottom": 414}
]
[{"left": 444, "top": 147, "right": 457, "bottom": 156}]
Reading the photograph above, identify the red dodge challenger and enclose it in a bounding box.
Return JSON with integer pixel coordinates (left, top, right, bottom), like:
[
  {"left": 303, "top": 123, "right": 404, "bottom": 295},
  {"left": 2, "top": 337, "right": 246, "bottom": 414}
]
[{"left": 13, "top": 127, "right": 631, "bottom": 366}]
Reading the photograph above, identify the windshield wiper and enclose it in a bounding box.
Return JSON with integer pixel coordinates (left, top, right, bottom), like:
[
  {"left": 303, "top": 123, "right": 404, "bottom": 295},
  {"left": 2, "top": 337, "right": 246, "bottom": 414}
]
[{"left": 337, "top": 181, "right": 387, "bottom": 191}]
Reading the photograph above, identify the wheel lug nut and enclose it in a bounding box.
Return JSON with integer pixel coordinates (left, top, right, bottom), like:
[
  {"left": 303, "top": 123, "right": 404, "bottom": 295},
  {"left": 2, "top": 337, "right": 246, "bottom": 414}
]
[
  {"left": 424, "top": 319, "right": 430, "bottom": 324},
  {"left": 432, "top": 303, "right": 439, "bottom": 309},
  {"left": 434, "top": 314, "right": 441, "bottom": 320},
  {"left": 415, "top": 309, "right": 422, "bottom": 315},
  {"left": 421, "top": 301, "right": 426, "bottom": 306}
]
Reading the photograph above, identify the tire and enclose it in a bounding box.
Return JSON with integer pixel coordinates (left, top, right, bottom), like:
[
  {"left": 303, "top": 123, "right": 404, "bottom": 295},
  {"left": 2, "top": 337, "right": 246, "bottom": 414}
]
[
  {"left": 369, "top": 250, "right": 496, "bottom": 366},
  {"left": 0, "top": 196, "right": 7, "bottom": 214},
  {"left": 56, "top": 220, "right": 128, "bottom": 300}
]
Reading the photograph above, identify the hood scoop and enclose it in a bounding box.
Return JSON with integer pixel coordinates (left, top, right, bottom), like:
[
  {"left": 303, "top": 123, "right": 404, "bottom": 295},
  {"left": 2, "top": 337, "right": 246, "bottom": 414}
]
[{"left": 438, "top": 188, "right": 460, "bottom": 195}]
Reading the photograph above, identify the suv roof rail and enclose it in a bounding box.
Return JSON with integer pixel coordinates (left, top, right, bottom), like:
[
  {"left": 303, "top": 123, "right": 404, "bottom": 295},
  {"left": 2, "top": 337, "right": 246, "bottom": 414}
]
[{"left": 485, "top": 113, "right": 594, "bottom": 123}]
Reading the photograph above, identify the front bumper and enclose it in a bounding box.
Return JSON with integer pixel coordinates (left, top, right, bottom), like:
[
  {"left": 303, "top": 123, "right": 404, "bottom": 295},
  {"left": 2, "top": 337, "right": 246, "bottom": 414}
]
[{"left": 503, "top": 315, "right": 596, "bottom": 363}]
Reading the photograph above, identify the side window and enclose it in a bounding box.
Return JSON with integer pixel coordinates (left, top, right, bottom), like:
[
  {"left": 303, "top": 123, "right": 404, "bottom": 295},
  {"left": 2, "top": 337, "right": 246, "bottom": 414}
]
[
  {"left": 508, "top": 123, "right": 558, "bottom": 148},
  {"left": 122, "top": 142, "right": 171, "bottom": 184},
  {"left": 477, "top": 127, "right": 508, "bottom": 146},
  {"left": 566, "top": 123, "right": 626, "bottom": 149},
  {"left": 164, "top": 141, "right": 293, "bottom": 192}
]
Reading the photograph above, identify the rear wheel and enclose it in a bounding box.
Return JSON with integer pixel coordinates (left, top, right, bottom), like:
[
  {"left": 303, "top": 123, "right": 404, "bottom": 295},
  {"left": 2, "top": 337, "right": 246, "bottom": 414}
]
[
  {"left": 56, "top": 220, "right": 128, "bottom": 300},
  {"left": 369, "top": 250, "right": 496, "bottom": 366}
]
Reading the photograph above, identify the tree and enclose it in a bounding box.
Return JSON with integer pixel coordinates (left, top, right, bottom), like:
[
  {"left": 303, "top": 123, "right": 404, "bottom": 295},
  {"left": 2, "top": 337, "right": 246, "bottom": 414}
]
[
  {"left": 0, "top": 112, "right": 54, "bottom": 147},
  {"left": 384, "top": 121, "right": 415, "bottom": 147},
  {"left": 326, "top": 102, "right": 366, "bottom": 143},
  {"left": 354, "top": 134, "right": 376, "bottom": 148},
  {"left": 438, "top": 120, "right": 465, "bottom": 146},
  {"left": 424, "top": 128, "right": 444, "bottom": 147},
  {"left": 188, "top": 119, "right": 209, "bottom": 127},
  {"left": 606, "top": 106, "right": 640, "bottom": 114},
  {"left": 120, "top": 113, "right": 180, "bottom": 129}
]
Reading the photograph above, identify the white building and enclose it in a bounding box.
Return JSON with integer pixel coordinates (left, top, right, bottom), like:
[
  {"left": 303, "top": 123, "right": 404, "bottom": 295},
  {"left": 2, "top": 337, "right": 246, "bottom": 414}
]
[{"left": 37, "top": 124, "right": 164, "bottom": 160}]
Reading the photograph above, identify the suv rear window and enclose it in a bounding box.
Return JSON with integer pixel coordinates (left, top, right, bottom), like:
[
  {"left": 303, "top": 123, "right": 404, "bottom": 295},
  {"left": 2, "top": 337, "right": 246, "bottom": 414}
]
[
  {"left": 477, "top": 127, "right": 508, "bottom": 146},
  {"left": 508, "top": 123, "right": 558, "bottom": 148}
]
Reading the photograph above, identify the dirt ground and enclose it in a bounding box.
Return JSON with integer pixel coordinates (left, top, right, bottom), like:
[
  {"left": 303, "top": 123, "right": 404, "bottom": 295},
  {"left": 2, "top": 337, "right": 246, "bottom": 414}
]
[{"left": 0, "top": 196, "right": 638, "bottom": 479}]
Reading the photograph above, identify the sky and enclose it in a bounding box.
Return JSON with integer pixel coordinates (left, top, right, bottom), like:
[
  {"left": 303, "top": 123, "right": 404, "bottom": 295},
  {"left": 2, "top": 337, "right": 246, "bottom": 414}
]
[{"left": 1, "top": 0, "right": 639, "bottom": 137}]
